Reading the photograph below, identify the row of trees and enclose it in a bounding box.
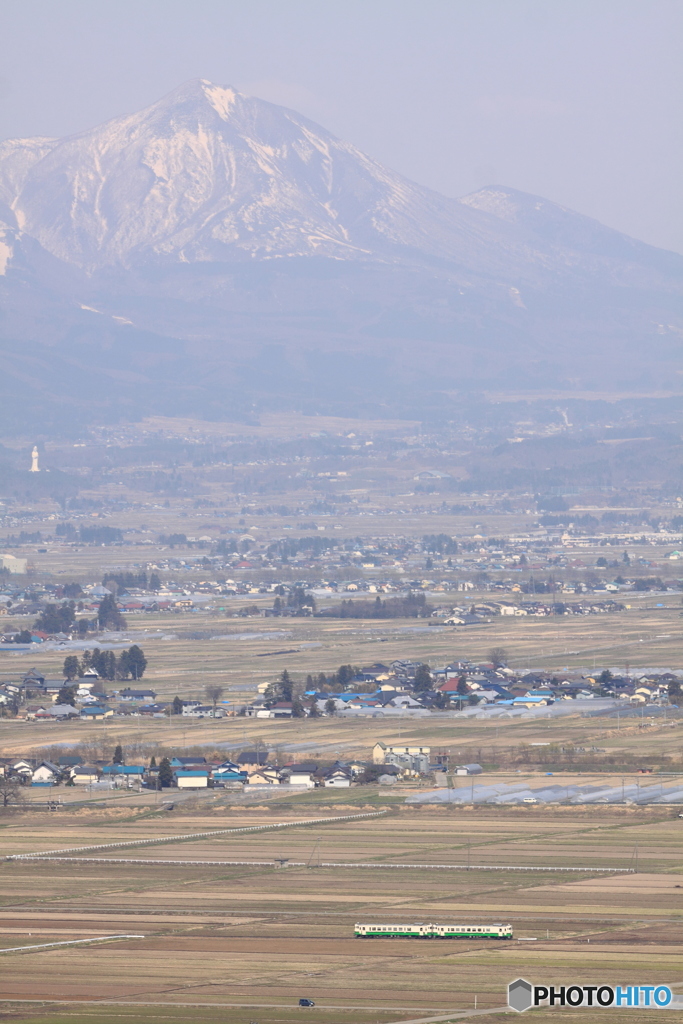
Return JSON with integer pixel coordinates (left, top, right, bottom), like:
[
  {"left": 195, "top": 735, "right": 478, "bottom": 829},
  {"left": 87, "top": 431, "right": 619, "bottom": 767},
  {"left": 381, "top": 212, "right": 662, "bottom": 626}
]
[
  {"left": 33, "top": 594, "right": 126, "bottom": 635},
  {"left": 102, "top": 571, "right": 162, "bottom": 592},
  {"left": 62, "top": 645, "right": 147, "bottom": 683},
  {"left": 320, "top": 593, "right": 433, "bottom": 619},
  {"left": 56, "top": 522, "right": 124, "bottom": 544},
  {"left": 271, "top": 587, "right": 316, "bottom": 616}
]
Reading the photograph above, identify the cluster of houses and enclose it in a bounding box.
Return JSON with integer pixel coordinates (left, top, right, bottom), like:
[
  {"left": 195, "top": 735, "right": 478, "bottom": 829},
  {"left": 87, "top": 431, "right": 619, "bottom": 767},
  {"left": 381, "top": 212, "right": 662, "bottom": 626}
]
[
  {"left": 3, "top": 656, "right": 679, "bottom": 730},
  {"left": 0, "top": 670, "right": 159, "bottom": 721},
  {"left": 0, "top": 746, "right": 465, "bottom": 790},
  {"left": 245, "top": 660, "right": 682, "bottom": 717}
]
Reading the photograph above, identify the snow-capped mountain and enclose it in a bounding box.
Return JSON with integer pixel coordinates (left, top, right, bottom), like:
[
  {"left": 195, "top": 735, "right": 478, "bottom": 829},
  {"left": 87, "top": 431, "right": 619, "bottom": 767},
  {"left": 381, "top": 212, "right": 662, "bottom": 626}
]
[
  {"left": 0, "top": 80, "right": 681, "bottom": 432},
  {"left": 3, "top": 78, "right": 496, "bottom": 269}
]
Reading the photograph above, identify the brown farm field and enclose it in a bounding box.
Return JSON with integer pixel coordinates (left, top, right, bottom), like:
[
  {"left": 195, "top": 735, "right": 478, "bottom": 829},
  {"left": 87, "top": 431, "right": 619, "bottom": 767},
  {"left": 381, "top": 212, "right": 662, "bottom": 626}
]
[{"left": 0, "top": 806, "right": 682, "bottom": 1023}]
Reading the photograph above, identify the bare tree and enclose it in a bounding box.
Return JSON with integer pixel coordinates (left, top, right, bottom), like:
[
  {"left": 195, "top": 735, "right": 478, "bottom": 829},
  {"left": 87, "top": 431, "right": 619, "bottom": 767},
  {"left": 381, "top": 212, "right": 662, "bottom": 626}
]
[
  {"left": 204, "top": 684, "right": 225, "bottom": 713},
  {"left": 0, "top": 775, "right": 26, "bottom": 812},
  {"left": 488, "top": 647, "right": 508, "bottom": 669}
]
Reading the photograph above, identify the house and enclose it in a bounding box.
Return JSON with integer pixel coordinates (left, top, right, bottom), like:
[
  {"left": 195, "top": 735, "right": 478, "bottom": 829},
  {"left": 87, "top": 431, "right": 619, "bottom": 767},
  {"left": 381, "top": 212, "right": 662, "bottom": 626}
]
[
  {"left": 171, "top": 756, "right": 207, "bottom": 767},
  {"left": 386, "top": 751, "right": 430, "bottom": 774},
  {"left": 138, "top": 703, "right": 168, "bottom": 716},
  {"left": 32, "top": 761, "right": 60, "bottom": 785},
  {"left": 80, "top": 705, "right": 113, "bottom": 720},
  {"left": 58, "top": 755, "right": 83, "bottom": 768},
  {"left": 212, "top": 766, "right": 248, "bottom": 785},
  {"left": 454, "top": 763, "right": 483, "bottom": 776},
  {"left": 512, "top": 695, "right": 551, "bottom": 708},
  {"left": 118, "top": 688, "right": 157, "bottom": 701},
  {"left": 0, "top": 757, "right": 29, "bottom": 778},
  {"left": 188, "top": 704, "right": 225, "bottom": 718},
  {"left": 387, "top": 694, "right": 424, "bottom": 709},
  {"left": 245, "top": 698, "right": 271, "bottom": 717},
  {"left": 175, "top": 769, "right": 209, "bottom": 788},
  {"left": 50, "top": 704, "right": 80, "bottom": 718},
  {"left": 315, "top": 697, "right": 347, "bottom": 713},
  {"left": 19, "top": 704, "right": 48, "bottom": 720},
  {"left": 283, "top": 764, "right": 316, "bottom": 788},
  {"left": 43, "top": 680, "right": 68, "bottom": 697},
  {"left": 72, "top": 764, "right": 100, "bottom": 784},
  {"left": 248, "top": 768, "right": 282, "bottom": 785},
  {"left": 372, "top": 742, "right": 431, "bottom": 764},
  {"left": 322, "top": 766, "right": 353, "bottom": 788},
  {"left": 101, "top": 765, "right": 145, "bottom": 777},
  {"left": 22, "top": 669, "right": 45, "bottom": 687},
  {"left": 270, "top": 702, "right": 293, "bottom": 718},
  {"left": 236, "top": 751, "right": 271, "bottom": 772}
]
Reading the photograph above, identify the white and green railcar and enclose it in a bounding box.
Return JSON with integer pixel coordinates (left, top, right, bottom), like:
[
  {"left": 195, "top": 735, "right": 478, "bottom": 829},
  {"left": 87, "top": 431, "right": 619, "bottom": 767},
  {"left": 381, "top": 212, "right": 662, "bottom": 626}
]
[{"left": 354, "top": 922, "right": 512, "bottom": 939}]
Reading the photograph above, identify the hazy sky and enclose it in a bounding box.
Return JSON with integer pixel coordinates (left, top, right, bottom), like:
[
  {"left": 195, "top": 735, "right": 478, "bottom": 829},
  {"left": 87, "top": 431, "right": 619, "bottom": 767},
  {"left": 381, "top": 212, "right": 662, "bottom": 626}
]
[{"left": 2, "top": 0, "right": 681, "bottom": 252}]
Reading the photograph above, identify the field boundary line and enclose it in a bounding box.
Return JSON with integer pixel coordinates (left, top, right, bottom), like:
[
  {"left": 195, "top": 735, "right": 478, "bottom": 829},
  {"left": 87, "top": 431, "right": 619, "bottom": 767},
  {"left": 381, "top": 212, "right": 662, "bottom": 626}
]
[
  {"left": 5, "top": 809, "right": 387, "bottom": 861},
  {"left": 0, "top": 935, "right": 144, "bottom": 954},
  {"left": 0, "top": 1001, "right": 496, "bottom": 1012},
  {"left": 12, "top": 856, "right": 634, "bottom": 872}
]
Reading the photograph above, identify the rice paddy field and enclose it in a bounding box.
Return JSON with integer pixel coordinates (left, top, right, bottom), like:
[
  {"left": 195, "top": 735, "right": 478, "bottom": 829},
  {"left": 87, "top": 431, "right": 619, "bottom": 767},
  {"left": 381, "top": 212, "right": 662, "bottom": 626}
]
[{"left": 0, "top": 803, "right": 681, "bottom": 1023}]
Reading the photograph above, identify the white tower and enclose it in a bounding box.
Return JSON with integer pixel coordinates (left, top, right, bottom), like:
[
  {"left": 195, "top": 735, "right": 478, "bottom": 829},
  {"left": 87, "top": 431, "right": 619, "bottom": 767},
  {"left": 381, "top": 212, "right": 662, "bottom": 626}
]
[{"left": 30, "top": 446, "right": 40, "bottom": 472}]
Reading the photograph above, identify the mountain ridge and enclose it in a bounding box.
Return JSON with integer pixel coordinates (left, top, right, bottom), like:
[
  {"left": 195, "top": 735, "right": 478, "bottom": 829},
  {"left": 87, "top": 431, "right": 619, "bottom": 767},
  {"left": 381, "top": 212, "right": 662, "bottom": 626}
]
[{"left": 0, "top": 79, "right": 681, "bottom": 433}]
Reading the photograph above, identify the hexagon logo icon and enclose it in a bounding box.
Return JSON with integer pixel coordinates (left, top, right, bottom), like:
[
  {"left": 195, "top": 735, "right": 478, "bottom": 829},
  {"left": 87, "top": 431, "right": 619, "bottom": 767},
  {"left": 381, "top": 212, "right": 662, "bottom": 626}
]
[{"left": 508, "top": 978, "right": 533, "bottom": 1013}]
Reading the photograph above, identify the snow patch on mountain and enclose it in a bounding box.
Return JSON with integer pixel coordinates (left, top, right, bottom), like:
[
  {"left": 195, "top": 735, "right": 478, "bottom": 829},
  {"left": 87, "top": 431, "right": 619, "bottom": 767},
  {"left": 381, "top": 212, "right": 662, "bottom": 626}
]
[
  {"left": 201, "top": 81, "right": 237, "bottom": 121},
  {"left": 0, "top": 229, "right": 12, "bottom": 274},
  {"left": 0, "top": 137, "right": 57, "bottom": 210}
]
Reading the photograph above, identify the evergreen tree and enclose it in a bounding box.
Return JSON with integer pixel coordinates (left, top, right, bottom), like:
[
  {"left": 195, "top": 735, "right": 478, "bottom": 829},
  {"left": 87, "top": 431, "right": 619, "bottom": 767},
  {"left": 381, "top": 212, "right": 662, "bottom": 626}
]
[
  {"left": 57, "top": 684, "right": 77, "bottom": 707},
  {"left": 307, "top": 698, "right": 320, "bottom": 718},
  {"left": 291, "top": 697, "right": 305, "bottom": 718},
  {"left": 172, "top": 695, "right": 183, "bottom": 715},
  {"left": 149, "top": 573, "right": 161, "bottom": 591},
  {"left": 158, "top": 757, "right": 174, "bottom": 788},
  {"left": 97, "top": 594, "right": 126, "bottom": 631},
  {"left": 279, "top": 669, "right": 293, "bottom": 702},
  {"left": 413, "top": 664, "right": 433, "bottom": 693},
  {"left": 34, "top": 602, "right": 76, "bottom": 634},
  {"left": 63, "top": 655, "right": 81, "bottom": 681},
  {"left": 456, "top": 675, "right": 469, "bottom": 696},
  {"left": 324, "top": 698, "right": 337, "bottom": 716},
  {"left": 118, "top": 645, "right": 147, "bottom": 680},
  {"left": 150, "top": 755, "right": 157, "bottom": 768},
  {"left": 112, "top": 744, "right": 124, "bottom": 765},
  {"left": 92, "top": 648, "right": 117, "bottom": 681},
  {"left": 336, "top": 664, "right": 354, "bottom": 688}
]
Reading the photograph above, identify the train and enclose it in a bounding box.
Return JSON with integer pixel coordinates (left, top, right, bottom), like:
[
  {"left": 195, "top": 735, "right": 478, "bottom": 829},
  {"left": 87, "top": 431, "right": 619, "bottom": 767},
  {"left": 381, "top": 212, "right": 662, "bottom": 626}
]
[{"left": 354, "top": 922, "right": 513, "bottom": 939}]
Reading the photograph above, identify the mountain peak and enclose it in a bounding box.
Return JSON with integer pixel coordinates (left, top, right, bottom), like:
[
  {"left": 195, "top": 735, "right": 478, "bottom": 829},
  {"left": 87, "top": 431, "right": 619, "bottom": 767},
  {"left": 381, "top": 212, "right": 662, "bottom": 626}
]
[{"left": 199, "top": 80, "right": 238, "bottom": 120}]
